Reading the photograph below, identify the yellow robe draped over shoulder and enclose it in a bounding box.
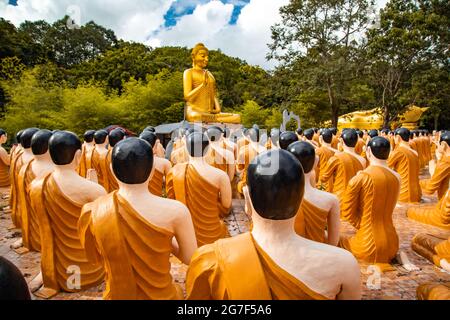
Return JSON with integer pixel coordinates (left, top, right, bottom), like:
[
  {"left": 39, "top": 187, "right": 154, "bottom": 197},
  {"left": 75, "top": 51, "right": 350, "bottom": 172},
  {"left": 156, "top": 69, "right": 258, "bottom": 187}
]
[
  {"left": 420, "top": 156, "right": 449, "bottom": 200},
  {"left": 9, "top": 149, "right": 24, "bottom": 228},
  {"left": 411, "top": 233, "right": 450, "bottom": 267},
  {"left": 186, "top": 233, "right": 331, "bottom": 300},
  {"left": 77, "top": 144, "right": 94, "bottom": 178},
  {"left": 354, "top": 139, "right": 365, "bottom": 156},
  {"left": 0, "top": 151, "right": 10, "bottom": 187},
  {"left": 407, "top": 191, "right": 450, "bottom": 229},
  {"left": 316, "top": 146, "right": 335, "bottom": 190},
  {"left": 167, "top": 164, "right": 229, "bottom": 246},
  {"left": 387, "top": 145, "right": 422, "bottom": 203},
  {"left": 30, "top": 174, "right": 104, "bottom": 297},
  {"left": 148, "top": 168, "right": 164, "bottom": 197},
  {"left": 320, "top": 152, "right": 364, "bottom": 199},
  {"left": 339, "top": 166, "right": 400, "bottom": 264},
  {"left": 103, "top": 149, "right": 118, "bottom": 192},
  {"left": 206, "top": 147, "right": 228, "bottom": 174},
  {"left": 417, "top": 282, "right": 450, "bottom": 300},
  {"left": 236, "top": 144, "right": 259, "bottom": 195},
  {"left": 17, "top": 159, "right": 40, "bottom": 252},
  {"left": 294, "top": 200, "right": 328, "bottom": 243},
  {"left": 91, "top": 149, "right": 108, "bottom": 190},
  {"left": 78, "top": 191, "right": 181, "bottom": 300}
]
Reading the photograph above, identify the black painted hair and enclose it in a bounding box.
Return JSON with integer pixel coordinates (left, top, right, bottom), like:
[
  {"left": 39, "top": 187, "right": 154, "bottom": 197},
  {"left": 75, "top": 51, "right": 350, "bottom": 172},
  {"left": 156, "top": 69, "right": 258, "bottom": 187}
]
[
  {"left": 206, "top": 127, "right": 223, "bottom": 142},
  {"left": 279, "top": 131, "right": 298, "bottom": 150},
  {"left": 342, "top": 128, "right": 358, "bottom": 148},
  {"left": 320, "top": 129, "right": 333, "bottom": 144},
  {"left": 270, "top": 128, "right": 280, "bottom": 144},
  {"left": 368, "top": 129, "right": 378, "bottom": 138},
  {"left": 296, "top": 128, "right": 303, "bottom": 136},
  {"left": 48, "top": 131, "right": 82, "bottom": 165},
  {"left": 303, "top": 128, "right": 314, "bottom": 140},
  {"left": 94, "top": 130, "right": 108, "bottom": 144},
  {"left": 246, "top": 127, "right": 260, "bottom": 143},
  {"left": 20, "top": 128, "right": 40, "bottom": 149},
  {"left": 186, "top": 132, "right": 209, "bottom": 157},
  {"left": 287, "top": 141, "right": 315, "bottom": 174},
  {"left": 144, "top": 126, "right": 156, "bottom": 133},
  {"left": 108, "top": 128, "right": 126, "bottom": 148},
  {"left": 83, "top": 130, "right": 96, "bottom": 143},
  {"left": 139, "top": 131, "right": 158, "bottom": 148},
  {"left": 0, "top": 256, "right": 31, "bottom": 300},
  {"left": 367, "top": 136, "right": 390, "bottom": 160},
  {"left": 395, "top": 128, "right": 410, "bottom": 142},
  {"left": 31, "top": 129, "right": 52, "bottom": 155},
  {"left": 0, "top": 129, "right": 6, "bottom": 138},
  {"left": 16, "top": 130, "right": 24, "bottom": 144}
]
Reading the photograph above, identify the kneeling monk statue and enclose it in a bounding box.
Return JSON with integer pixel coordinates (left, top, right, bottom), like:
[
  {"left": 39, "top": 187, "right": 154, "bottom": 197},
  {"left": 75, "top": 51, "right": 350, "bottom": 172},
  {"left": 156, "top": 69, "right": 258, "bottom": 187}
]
[
  {"left": 186, "top": 150, "right": 361, "bottom": 300},
  {"left": 79, "top": 138, "right": 197, "bottom": 300},
  {"left": 183, "top": 43, "right": 241, "bottom": 124}
]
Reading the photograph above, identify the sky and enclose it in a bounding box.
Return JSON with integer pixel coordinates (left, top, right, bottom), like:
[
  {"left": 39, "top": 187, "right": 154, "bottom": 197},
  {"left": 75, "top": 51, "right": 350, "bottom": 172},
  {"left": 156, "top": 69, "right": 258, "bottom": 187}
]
[{"left": 1, "top": 0, "right": 388, "bottom": 69}]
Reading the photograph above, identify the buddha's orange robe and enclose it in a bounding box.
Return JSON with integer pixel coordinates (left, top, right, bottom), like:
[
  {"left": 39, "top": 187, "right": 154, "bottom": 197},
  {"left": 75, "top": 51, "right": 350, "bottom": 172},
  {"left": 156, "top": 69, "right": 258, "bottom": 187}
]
[
  {"left": 206, "top": 146, "right": 228, "bottom": 174},
  {"left": 236, "top": 144, "right": 259, "bottom": 194},
  {"left": 30, "top": 173, "right": 105, "bottom": 298},
  {"left": 17, "top": 160, "right": 40, "bottom": 252},
  {"left": 91, "top": 149, "right": 108, "bottom": 190},
  {"left": 148, "top": 168, "right": 164, "bottom": 197},
  {"left": 102, "top": 149, "right": 118, "bottom": 192},
  {"left": 316, "top": 146, "right": 335, "bottom": 190},
  {"left": 331, "top": 136, "right": 339, "bottom": 149},
  {"left": 420, "top": 156, "right": 449, "bottom": 200},
  {"left": 417, "top": 283, "right": 450, "bottom": 300},
  {"left": 0, "top": 151, "right": 10, "bottom": 187},
  {"left": 186, "top": 233, "right": 331, "bottom": 300},
  {"left": 320, "top": 152, "right": 364, "bottom": 199},
  {"left": 170, "top": 146, "right": 189, "bottom": 165},
  {"left": 79, "top": 191, "right": 182, "bottom": 300},
  {"left": 354, "top": 139, "right": 365, "bottom": 156},
  {"left": 411, "top": 232, "right": 450, "bottom": 267},
  {"left": 339, "top": 166, "right": 400, "bottom": 264},
  {"left": 313, "top": 134, "right": 320, "bottom": 146},
  {"left": 77, "top": 145, "right": 94, "bottom": 178},
  {"left": 387, "top": 145, "right": 422, "bottom": 203},
  {"left": 9, "top": 149, "right": 24, "bottom": 228},
  {"left": 167, "top": 164, "right": 230, "bottom": 246},
  {"left": 407, "top": 190, "right": 449, "bottom": 229},
  {"left": 294, "top": 200, "right": 328, "bottom": 243},
  {"left": 222, "top": 140, "right": 238, "bottom": 159},
  {"left": 389, "top": 136, "right": 396, "bottom": 150}
]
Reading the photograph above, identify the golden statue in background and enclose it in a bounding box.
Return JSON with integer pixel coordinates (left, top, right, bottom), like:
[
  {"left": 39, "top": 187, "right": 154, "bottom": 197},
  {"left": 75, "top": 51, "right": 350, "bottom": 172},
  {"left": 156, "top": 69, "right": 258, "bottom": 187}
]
[{"left": 183, "top": 43, "right": 241, "bottom": 124}]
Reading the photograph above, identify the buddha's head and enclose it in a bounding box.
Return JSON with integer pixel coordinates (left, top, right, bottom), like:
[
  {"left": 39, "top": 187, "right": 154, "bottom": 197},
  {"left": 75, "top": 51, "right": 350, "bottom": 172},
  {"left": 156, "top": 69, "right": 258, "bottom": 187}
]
[
  {"left": 368, "top": 129, "right": 378, "bottom": 139},
  {"left": 83, "top": 130, "right": 96, "bottom": 143},
  {"left": 0, "top": 256, "right": 31, "bottom": 300},
  {"left": 206, "top": 126, "right": 223, "bottom": 143},
  {"left": 270, "top": 128, "right": 280, "bottom": 146},
  {"left": 320, "top": 128, "right": 333, "bottom": 144},
  {"left": 20, "top": 128, "right": 40, "bottom": 149},
  {"left": 108, "top": 128, "right": 126, "bottom": 148},
  {"left": 31, "top": 129, "right": 53, "bottom": 156},
  {"left": 140, "top": 131, "right": 158, "bottom": 149},
  {"left": 49, "top": 131, "right": 82, "bottom": 166},
  {"left": 330, "top": 127, "right": 338, "bottom": 136},
  {"left": 356, "top": 129, "right": 363, "bottom": 139},
  {"left": 246, "top": 127, "right": 260, "bottom": 143},
  {"left": 94, "top": 130, "right": 108, "bottom": 145},
  {"left": 287, "top": 141, "right": 316, "bottom": 174},
  {"left": 367, "top": 136, "right": 390, "bottom": 161},
  {"left": 0, "top": 129, "right": 7, "bottom": 144},
  {"left": 16, "top": 129, "right": 24, "bottom": 145},
  {"left": 246, "top": 150, "right": 304, "bottom": 220},
  {"left": 191, "top": 43, "right": 209, "bottom": 69},
  {"left": 112, "top": 138, "right": 153, "bottom": 185},
  {"left": 144, "top": 126, "right": 156, "bottom": 133},
  {"left": 296, "top": 128, "right": 303, "bottom": 137},
  {"left": 279, "top": 131, "right": 298, "bottom": 150},
  {"left": 381, "top": 129, "right": 389, "bottom": 137},
  {"left": 187, "top": 132, "right": 209, "bottom": 158},
  {"left": 394, "top": 128, "right": 410, "bottom": 144},
  {"left": 341, "top": 129, "right": 358, "bottom": 148},
  {"left": 303, "top": 128, "right": 314, "bottom": 141}
]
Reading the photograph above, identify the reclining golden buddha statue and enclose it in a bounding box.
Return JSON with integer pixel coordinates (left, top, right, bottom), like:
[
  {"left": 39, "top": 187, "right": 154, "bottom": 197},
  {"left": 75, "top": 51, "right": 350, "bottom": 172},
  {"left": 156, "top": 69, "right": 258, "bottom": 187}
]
[{"left": 183, "top": 43, "right": 241, "bottom": 124}]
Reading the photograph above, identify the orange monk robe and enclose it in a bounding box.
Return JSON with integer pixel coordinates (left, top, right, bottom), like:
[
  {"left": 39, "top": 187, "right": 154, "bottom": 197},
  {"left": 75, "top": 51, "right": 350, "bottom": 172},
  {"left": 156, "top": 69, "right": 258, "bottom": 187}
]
[
  {"left": 9, "top": 149, "right": 24, "bottom": 227},
  {"left": 339, "top": 166, "right": 400, "bottom": 265},
  {"left": 354, "top": 139, "right": 365, "bottom": 156},
  {"left": 186, "top": 233, "right": 331, "bottom": 300},
  {"left": 91, "top": 148, "right": 108, "bottom": 190},
  {"left": 236, "top": 144, "right": 259, "bottom": 194},
  {"left": 407, "top": 192, "right": 450, "bottom": 229},
  {"left": 206, "top": 146, "right": 233, "bottom": 179},
  {"left": 417, "top": 282, "right": 450, "bottom": 300},
  {"left": 101, "top": 149, "right": 118, "bottom": 192},
  {"left": 222, "top": 139, "right": 238, "bottom": 159},
  {"left": 313, "top": 134, "right": 320, "bottom": 147},
  {"left": 331, "top": 136, "right": 339, "bottom": 150},
  {"left": 148, "top": 168, "right": 164, "bottom": 197},
  {"left": 420, "top": 156, "right": 449, "bottom": 200},
  {"left": 237, "top": 137, "right": 249, "bottom": 153},
  {"left": 167, "top": 164, "right": 230, "bottom": 246},
  {"left": 411, "top": 232, "right": 450, "bottom": 268},
  {"left": 0, "top": 150, "right": 10, "bottom": 187},
  {"left": 79, "top": 191, "right": 182, "bottom": 300},
  {"left": 387, "top": 145, "right": 422, "bottom": 203},
  {"left": 389, "top": 136, "right": 396, "bottom": 150},
  {"left": 316, "top": 146, "right": 335, "bottom": 188},
  {"left": 320, "top": 153, "right": 364, "bottom": 199},
  {"left": 155, "top": 142, "right": 165, "bottom": 158},
  {"left": 30, "top": 174, "right": 105, "bottom": 298},
  {"left": 294, "top": 200, "right": 329, "bottom": 243},
  {"left": 77, "top": 145, "right": 94, "bottom": 178},
  {"left": 17, "top": 160, "right": 40, "bottom": 252},
  {"left": 170, "top": 145, "right": 189, "bottom": 165}
]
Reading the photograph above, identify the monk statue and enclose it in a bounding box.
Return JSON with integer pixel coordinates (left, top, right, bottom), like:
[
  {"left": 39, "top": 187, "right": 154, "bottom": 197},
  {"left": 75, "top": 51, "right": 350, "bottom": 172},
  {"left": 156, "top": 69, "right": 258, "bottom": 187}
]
[
  {"left": 101, "top": 128, "right": 126, "bottom": 192},
  {"left": 16, "top": 130, "right": 55, "bottom": 252},
  {"left": 387, "top": 128, "right": 422, "bottom": 203},
  {"left": 139, "top": 131, "right": 172, "bottom": 197},
  {"left": 10, "top": 128, "right": 39, "bottom": 229},
  {"left": 339, "top": 137, "right": 401, "bottom": 270},
  {"left": 0, "top": 129, "right": 10, "bottom": 187},
  {"left": 222, "top": 127, "right": 238, "bottom": 159},
  {"left": 77, "top": 130, "right": 95, "bottom": 178},
  {"left": 170, "top": 131, "right": 189, "bottom": 165},
  {"left": 0, "top": 256, "right": 31, "bottom": 300},
  {"left": 167, "top": 132, "right": 231, "bottom": 246},
  {"left": 183, "top": 43, "right": 241, "bottom": 124},
  {"left": 302, "top": 129, "right": 319, "bottom": 148},
  {"left": 419, "top": 132, "right": 449, "bottom": 201},
  {"left": 330, "top": 128, "right": 339, "bottom": 149},
  {"left": 268, "top": 128, "right": 280, "bottom": 150},
  {"left": 79, "top": 138, "right": 197, "bottom": 299},
  {"left": 320, "top": 129, "right": 366, "bottom": 200},
  {"left": 279, "top": 131, "right": 299, "bottom": 150},
  {"left": 144, "top": 126, "right": 166, "bottom": 158},
  {"left": 295, "top": 128, "right": 303, "bottom": 140},
  {"left": 186, "top": 150, "right": 361, "bottom": 300},
  {"left": 353, "top": 130, "right": 365, "bottom": 155},
  {"left": 316, "top": 129, "right": 338, "bottom": 190},
  {"left": 205, "top": 127, "right": 235, "bottom": 181},
  {"left": 287, "top": 142, "right": 340, "bottom": 245},
  {"left": 29, "top": 131, "right": 106, "bottom": 298},
  {"left": 417, "top": 282, "right": 450, "bottom": 300},
  {"left": 8, "top": 130, "right": 24, "bottom": 226},
  {"left": 91, "top": 130, "right": 109, "bottom": 190}
]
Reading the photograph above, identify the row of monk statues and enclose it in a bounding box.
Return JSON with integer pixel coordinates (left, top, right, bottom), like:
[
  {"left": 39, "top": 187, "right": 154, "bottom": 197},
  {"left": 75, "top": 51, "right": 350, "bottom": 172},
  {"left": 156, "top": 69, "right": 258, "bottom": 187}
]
[{"left": 0, "top": 124, "right": 449, "bottom": 300}]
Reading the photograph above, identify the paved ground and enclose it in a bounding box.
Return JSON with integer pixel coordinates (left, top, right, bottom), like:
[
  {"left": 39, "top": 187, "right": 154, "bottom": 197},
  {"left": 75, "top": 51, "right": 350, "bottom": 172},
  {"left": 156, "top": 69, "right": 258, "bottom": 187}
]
[{"left": 1, "top": 168, "right": 449, "bottom": 300}]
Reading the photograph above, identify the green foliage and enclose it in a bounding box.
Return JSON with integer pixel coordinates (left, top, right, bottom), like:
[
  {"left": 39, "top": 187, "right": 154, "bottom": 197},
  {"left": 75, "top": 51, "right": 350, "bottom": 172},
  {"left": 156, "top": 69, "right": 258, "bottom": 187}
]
[
  {"left": 264, "top": 108, "right": 283, "bottom": 129},
  {"left": 240, "top": 100, "right": 269, "bottom": 129}
]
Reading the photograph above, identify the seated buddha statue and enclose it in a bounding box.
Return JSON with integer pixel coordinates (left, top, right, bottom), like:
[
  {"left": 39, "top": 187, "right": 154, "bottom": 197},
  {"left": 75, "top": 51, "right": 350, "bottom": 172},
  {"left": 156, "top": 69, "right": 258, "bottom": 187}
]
[
  {"left": 184, "top": 43, "right": 241, "bottom": 124},
  {"left": 10, "top": 128, "right": 39, "bottom": 229},
  {"left": 77, "top": 130, "right": 95, "bottom": 178},
  {"left": 287, "top": 142, "right": 340, "bottom": 245},
  {"left": 387, "top": 128, "right": 422, "bottom": 203},
  {"left": 17, "top": 130, "right": 55, "bottom": 252},
  {"left": 0, "top": 256, "right": 31, "bottom": 300},
  {"left": 339, "top": 137, "right": 401, "bottom": 269},
  {"left": 316, "top": 129, "right": 338, "bottom": 189},
  {"left": 186, "top": 150, "right": 361, "bottom": 300},
  {"left": 0, "top": 129, "right": 10, "bottom": 187},
  {"left": 419, "top": 132, "right": 449, "bottom": 200},
  {"left": 167, "top": 132, "right": 232, "bottom": 246},
  {"left": 205, "top": 127, "right": 235, "bottom": 181},
  {"left": 79, "top": 138, "right": 197, "bottom": 300},
  {"left": 101, "top": 128, "right": 126, "bottom": 192},
  {"left": 29, "top": 131, "right": 106, "bottom": 299},
  {"left": 320, "top": 129, "right": 366, "bottom": 200},
  {"left": 91, "top": 130, "right": 109, "bottom": 190},
  {"left": 139, "top": 131, "right": 172, "bottom": 197}
]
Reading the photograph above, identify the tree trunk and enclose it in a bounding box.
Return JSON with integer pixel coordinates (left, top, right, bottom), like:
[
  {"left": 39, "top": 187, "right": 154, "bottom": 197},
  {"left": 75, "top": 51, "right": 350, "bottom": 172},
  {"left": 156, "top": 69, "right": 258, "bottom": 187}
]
[
  {"left": 434, "top": 112, "right": 440, "bottom": 131},
  {"left": 326, "top": 77, "right": 338, "bottom": 127},
  {"left": 382, "top": 104, "right": 390, "bottom": 129}
]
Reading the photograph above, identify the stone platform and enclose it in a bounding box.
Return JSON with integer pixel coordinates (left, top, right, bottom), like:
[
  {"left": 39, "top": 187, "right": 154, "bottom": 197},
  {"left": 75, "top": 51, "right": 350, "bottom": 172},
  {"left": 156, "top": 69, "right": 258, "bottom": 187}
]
[{"left": 1, "top": 168, "right": 449, "bottom": 300}]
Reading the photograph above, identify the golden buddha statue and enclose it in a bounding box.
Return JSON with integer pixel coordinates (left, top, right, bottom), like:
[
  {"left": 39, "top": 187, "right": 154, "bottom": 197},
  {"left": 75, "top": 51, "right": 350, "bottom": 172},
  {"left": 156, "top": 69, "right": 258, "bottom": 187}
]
[{"left": 184, "top": 43, "right": 241, "bottom": 124}]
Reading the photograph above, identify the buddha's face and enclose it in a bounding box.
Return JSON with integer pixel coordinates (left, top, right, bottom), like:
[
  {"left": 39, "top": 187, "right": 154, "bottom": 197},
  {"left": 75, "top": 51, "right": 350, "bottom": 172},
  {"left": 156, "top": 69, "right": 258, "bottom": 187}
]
[{"left": 193, "top": 49, "right": 209, "bottom": 68}]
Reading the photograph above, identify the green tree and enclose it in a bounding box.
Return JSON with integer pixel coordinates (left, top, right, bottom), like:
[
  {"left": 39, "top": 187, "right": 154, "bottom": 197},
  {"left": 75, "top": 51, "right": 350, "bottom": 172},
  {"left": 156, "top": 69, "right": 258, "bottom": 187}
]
[{"left": 240, "top": 100, "right": 269, "bottom": 128}]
